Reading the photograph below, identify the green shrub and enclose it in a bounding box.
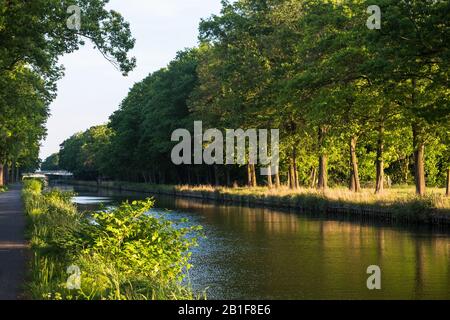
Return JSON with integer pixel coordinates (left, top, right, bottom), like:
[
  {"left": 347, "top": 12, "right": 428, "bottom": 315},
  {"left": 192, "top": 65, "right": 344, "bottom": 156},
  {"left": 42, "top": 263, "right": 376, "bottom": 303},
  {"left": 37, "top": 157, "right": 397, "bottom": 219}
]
[
  {"left": 23, "top": 179, "right": 44, "bottom": 193},
  {"left": 22, "top": 179, "right": 202, "bottom": 300}
]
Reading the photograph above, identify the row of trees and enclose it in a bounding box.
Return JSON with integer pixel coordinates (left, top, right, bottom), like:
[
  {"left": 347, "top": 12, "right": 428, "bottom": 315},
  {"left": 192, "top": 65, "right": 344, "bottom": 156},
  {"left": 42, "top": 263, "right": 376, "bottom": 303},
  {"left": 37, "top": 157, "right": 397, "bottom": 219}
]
[
  {"left": 54, "top": 0, "right": 449, "bottom": 196},
  {"left": 0, "top": 0, "right": 136, "bottom": 186}
]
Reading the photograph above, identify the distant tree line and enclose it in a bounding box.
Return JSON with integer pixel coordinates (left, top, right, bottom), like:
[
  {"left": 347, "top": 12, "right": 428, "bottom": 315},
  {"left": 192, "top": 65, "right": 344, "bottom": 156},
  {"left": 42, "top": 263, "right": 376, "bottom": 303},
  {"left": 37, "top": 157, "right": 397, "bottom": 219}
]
[
  {"left": 40, "top": 153, "right": 60, "bottom": 171},
  {"left": 0, "top": 0, "right": 136, "bottom": 186},
  {"left": 52, "top": 0, "right": 449, "bottom": 196}
]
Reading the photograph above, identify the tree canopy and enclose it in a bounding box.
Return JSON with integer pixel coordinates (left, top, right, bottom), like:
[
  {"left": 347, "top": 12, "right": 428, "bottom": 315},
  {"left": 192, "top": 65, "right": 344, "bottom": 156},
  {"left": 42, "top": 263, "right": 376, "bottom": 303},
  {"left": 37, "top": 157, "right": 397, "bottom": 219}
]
[
  {"left": 0, "top": 0, "right": 136, "bottom": 185},
  {"left": 41, "top": 153, "right": 60, "bottom": 171},
  {"left": 48, "top": 1, "right": 450, "bottom": 195}
]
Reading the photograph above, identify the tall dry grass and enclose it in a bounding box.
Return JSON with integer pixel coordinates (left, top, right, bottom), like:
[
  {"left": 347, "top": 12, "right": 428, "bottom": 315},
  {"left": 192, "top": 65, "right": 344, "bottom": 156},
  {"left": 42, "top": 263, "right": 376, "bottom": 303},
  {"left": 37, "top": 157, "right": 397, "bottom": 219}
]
[{"left": 176, "top": 184, "right": 450, "bottom": 209}]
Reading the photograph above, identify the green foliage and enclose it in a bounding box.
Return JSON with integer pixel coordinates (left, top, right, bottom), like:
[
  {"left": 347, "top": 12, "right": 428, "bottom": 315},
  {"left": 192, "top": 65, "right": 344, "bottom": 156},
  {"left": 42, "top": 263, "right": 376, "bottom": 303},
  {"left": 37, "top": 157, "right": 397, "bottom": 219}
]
[
  {"left": 22, "top": 179, "right": 202, "bottom": 300},
  {"left": 0, "top": 0, "right": 136, "bottom": 182},
  {"left": 59, "top": 125, "right": 112, "bottom": 179},
  {"left": 41, "top": 153, "right": 60, "bottom": 171},
  {"left": 51, "top": 0, "right": 449, "bottom": 193},
  {"left": 23, "top": 179, "right": 43, "bottom": 194},
  {"left": 0, "top": 66, "right": 49, "bottom": 174},
  {"left": 104, "top": 49, "right": 200, "bottom": 181}
]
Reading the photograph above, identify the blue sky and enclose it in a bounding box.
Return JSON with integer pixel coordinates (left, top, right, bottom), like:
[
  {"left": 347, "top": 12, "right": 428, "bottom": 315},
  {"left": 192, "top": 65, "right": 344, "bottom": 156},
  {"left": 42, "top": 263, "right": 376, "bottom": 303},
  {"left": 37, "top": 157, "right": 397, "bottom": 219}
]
[{"left": 40, "top": 0, "right": 223, "bottom": 159}]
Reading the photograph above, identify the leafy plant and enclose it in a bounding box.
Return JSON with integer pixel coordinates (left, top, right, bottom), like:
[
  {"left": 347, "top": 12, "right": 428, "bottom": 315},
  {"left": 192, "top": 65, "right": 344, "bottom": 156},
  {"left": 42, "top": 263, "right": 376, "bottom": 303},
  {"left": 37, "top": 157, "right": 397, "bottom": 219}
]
[{"left": 22, "top": 179, "right": 202, "bottom": 300}]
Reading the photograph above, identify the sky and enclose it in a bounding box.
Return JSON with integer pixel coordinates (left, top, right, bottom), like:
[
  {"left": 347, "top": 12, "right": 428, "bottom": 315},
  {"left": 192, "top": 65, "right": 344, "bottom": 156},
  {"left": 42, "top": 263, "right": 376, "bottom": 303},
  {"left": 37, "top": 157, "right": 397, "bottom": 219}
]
[{"left": 40, "top": 0, "right": 223, "bottom": 160}]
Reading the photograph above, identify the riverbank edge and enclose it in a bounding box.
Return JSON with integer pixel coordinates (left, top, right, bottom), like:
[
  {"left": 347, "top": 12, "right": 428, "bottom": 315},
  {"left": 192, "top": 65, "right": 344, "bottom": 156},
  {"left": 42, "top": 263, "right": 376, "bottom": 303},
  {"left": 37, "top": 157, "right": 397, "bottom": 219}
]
[{"left": 69, "top": 180, "right": 450, "bottom": 226}]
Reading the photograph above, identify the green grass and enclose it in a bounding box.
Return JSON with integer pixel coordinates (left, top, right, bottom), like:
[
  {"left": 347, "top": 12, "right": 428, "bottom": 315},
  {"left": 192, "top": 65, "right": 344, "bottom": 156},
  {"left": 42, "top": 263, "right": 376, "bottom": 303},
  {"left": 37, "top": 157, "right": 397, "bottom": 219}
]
[
  {"left": 22, "top": 179, "right": 203, "bottom": 300},
  {"left": 0, "top": 185, "right": 8, "bottom": 193}
]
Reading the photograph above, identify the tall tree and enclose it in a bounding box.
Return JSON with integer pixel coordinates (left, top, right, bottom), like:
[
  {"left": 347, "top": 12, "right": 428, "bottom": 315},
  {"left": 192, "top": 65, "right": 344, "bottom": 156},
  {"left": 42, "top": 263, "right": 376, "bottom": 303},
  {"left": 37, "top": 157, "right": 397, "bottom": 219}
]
[
  {"left": 366, "top": 0, "right": 449, "bottom": 195},
  {"left": 0, "top": 0, "right": 136, "bottom": 184}
]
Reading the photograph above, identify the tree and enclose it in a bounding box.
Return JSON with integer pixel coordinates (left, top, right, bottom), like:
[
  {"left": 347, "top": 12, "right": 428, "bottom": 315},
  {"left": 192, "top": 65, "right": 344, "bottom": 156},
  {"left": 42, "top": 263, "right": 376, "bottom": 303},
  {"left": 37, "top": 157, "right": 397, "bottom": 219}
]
[
  {"left": 104, "top": 49, "right": 200, "bottom": 184},
  {"left": 59, "top": 125, "right": 112, "bottom": 180},
  {"left": 0, "top": 0, "right": 136, "bottom": 77},
  {"left": 0, "top": 0, "right": 136, "bottom": 185},
  {"left": 41, "top": 153, "right": 60, "bottom": 171},
  {"left": 0, "top": 66, "right": 49, "bottom": 185},
  {"left": 366, "top": 0, "right": 450, "bottom": 195},
  {"left": 50, "top": 0, "right": 449, "bottom": 196}
]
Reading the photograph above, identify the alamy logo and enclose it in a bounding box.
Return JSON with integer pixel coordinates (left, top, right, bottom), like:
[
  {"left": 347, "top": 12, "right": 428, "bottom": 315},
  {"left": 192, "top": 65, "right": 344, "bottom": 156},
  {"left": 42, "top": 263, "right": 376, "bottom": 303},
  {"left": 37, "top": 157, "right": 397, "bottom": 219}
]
[
  {"left": 366, "top": 5, "right": 381, "bottom": 30},
  {"left": 171, "top": 121, "right": 279, "bottom": 176},
  {"left": 67, "top": 5, "right": 81, "bottom": 31},
  {"left": 366, "top": 265, "right": 381, "bottom": 290},
  {"left": 66, "top": 265, "right": 81, "bottom": 290}
]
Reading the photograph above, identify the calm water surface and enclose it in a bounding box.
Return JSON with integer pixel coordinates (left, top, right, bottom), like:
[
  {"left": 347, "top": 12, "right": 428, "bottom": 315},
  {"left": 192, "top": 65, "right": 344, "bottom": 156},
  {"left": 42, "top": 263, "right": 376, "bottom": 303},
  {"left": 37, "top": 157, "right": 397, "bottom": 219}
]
[{"left": 63, "top": 185, "right": 449, "bottom": 300}]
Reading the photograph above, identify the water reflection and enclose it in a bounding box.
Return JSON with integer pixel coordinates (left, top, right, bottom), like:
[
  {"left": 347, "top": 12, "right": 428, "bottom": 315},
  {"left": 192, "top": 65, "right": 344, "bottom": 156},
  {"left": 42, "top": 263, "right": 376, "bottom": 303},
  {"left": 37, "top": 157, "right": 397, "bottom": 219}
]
[
  {"left": 68, "top": 185, "right": 449, "bottom": 300},
  {"left": 72, "top": 196, "right": 112, "bottom": 204}
]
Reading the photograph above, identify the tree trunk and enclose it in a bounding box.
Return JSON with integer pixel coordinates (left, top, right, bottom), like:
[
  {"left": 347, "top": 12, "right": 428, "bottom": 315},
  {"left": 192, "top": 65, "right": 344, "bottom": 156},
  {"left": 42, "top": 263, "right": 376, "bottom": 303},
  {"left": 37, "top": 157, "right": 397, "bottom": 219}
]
[
  {"left": 266, "top": 165, "right": 273, "bottom": 188},
  {"left": 9, "top": 164, "right": 12, "bottom": 183},
  {"left": 402, "top": 158, "right": 409, "bottom": 183},
  {"left": 288, "top": 161, "right": 295, "bottom": 189},
  {"left": 293, "top": 147, "right": 299, "bottom": 189},
  {"left": 317, "top": 127, "right": 328, "bottom": 190},
  {"left": 10, "top": 164, "right": 15, "bottom": 183},
  {"left": 375, "top": 122, "right": 385, "bottom": 194},
  {"left": 148, "top": 171, "right": 152, "bottom": 184},
  {"left": 247, "top": 164, "right": 252, "bottom": 187},
  {"left": 349, "top": 136, "right": 361, "bottom": 193},
  {"left": 251, "top": 164, "right": 257, "bottom": 187},
  {"left": 3, "top": 164, "right": 9, "bottom": 185},
  {"left": 287, "top": 167, "right": 291, "bottom": 188},
  {"left": 412, "top": 79, "right": 426, "bottom": 196},
  {"left": 414, "top": 142, "right": 426, "bottom": 196},
  {"left": 413, "top": 126, "right": 426, "bottom": 196},
  {"left": 310, "top": 167, "right": 316, "bottom": 188},
  {"left": 293, "top": 163, "right": 298, "bottom": 188},
  {"left": 275, "top": 171, "right": 280, "bottom": 189},
  {"left": 288, "top": 148, "right": 298, "bottom": 189},
  {"left": 349, "top": 152, "right": 355, "bottom": 191},
  {"left": 15, "top": 166, "right": 19, "bottom": 182},
  {"left": 318, "top": 154, "right": 327, "bottom": 190},
  {"left": 446, "top": 168, "right": 450, "bottom": 197},
  {"left": 0, "top": 163, "right": 4, "bottom": 186},
  {"left": 349, "top": 171, "right": 355, "bottom": 191}
]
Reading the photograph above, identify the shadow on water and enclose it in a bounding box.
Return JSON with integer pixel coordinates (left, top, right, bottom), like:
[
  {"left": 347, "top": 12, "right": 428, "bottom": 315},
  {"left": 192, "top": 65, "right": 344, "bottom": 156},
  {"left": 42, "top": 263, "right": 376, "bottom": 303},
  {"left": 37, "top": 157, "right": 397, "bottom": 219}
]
[{"left": 56, "top": 184, "right": 450, "bottom": 300}]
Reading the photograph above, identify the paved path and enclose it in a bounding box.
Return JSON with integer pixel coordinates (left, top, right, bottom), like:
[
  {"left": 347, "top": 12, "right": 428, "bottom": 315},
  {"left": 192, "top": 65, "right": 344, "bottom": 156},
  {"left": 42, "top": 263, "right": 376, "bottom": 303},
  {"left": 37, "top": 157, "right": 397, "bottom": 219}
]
[{"left": 0, "top": 184, "right": 28, "bottom": 300}]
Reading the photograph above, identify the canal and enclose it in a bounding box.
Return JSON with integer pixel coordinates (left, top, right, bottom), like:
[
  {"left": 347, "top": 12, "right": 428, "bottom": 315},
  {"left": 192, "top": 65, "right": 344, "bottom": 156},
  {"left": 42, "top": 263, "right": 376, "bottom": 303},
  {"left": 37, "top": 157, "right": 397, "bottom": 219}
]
[{"left": 62, "top": 184, "right": 449, "bottom": 300}]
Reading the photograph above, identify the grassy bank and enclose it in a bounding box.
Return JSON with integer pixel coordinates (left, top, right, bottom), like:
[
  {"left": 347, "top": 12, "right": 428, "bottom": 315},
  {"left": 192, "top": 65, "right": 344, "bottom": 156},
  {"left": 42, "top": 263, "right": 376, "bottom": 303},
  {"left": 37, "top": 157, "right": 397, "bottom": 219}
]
[
  {"left": 0, "top": 185, "right": 8, "bottom": 193},
  {"left": 71, "top": 181, "right": 450, "bottom": 225},
  {"left": 22, "top": 179, "right": 202, "bottom": 300}
]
